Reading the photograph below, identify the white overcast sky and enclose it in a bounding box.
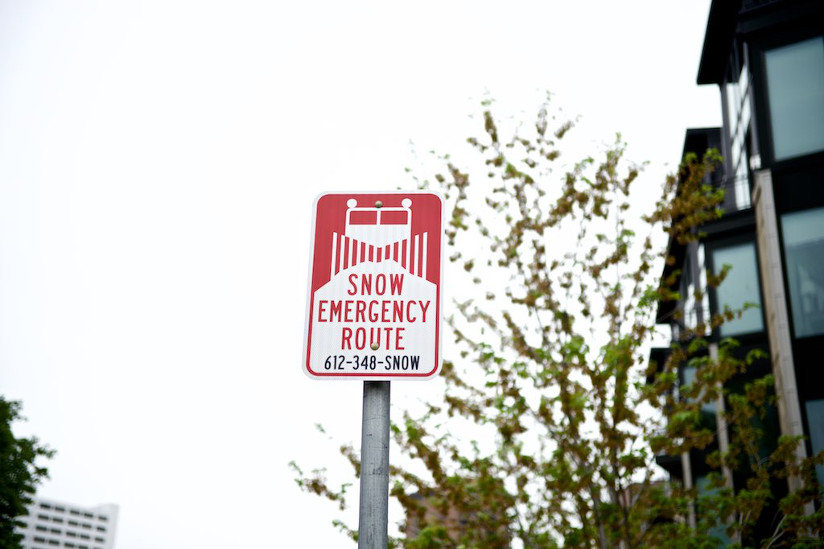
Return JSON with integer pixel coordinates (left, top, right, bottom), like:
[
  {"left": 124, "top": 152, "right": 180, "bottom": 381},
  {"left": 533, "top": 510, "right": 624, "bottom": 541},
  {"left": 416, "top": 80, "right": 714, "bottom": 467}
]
[{"left": 0, "top": 1, "right": 719, "bottom": 547}]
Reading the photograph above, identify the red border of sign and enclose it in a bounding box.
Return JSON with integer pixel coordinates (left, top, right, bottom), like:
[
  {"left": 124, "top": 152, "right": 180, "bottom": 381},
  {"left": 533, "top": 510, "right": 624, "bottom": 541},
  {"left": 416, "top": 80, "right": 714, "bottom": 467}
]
[{"left": 302, "top": 191, "right": 443, "bottom": 380}]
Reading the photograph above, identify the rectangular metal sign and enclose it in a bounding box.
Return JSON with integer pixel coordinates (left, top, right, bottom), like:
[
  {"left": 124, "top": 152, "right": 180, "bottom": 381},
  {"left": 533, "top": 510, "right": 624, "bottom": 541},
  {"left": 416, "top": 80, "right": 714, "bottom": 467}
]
[{"left": 303, "top": 191, "right": 443, "bottom": 379}]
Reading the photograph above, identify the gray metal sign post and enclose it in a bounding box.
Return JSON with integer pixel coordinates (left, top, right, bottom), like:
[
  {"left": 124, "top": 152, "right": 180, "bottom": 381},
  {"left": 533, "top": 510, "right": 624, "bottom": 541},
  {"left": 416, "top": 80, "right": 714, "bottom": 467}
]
[
  {"left": 304, "top": 193, "right": 443, "bottom": 546},
  {"left": 357, "top": 380, "right": 390, "bottom": 549}
]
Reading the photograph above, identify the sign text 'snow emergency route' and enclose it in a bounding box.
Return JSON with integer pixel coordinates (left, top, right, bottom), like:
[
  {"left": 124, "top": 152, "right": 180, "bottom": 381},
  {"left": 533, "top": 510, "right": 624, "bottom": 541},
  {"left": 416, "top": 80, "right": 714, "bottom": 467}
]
[{"left": 303, "top": 192, "right": 443, "bottom": 379}]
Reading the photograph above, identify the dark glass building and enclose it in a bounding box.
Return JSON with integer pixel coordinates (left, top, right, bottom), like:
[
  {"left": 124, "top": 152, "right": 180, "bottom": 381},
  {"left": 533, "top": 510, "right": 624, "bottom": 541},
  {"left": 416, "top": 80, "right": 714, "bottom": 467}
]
[{"left": 652, "top": 0, "right": 824, "bottom": 541}]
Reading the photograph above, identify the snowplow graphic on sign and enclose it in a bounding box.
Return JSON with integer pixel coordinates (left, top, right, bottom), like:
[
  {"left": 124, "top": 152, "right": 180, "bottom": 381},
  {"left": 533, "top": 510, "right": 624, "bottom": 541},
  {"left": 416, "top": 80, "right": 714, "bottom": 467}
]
[{"left": 303, "top": 192, "right": 443, "bottom": 379}]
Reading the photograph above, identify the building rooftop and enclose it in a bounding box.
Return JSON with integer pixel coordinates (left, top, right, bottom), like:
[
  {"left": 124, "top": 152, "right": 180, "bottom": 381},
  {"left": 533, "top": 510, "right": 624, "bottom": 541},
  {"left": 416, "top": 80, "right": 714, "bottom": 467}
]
[{"left": 697, "top": 0, "right": 743, "bottom": 85}]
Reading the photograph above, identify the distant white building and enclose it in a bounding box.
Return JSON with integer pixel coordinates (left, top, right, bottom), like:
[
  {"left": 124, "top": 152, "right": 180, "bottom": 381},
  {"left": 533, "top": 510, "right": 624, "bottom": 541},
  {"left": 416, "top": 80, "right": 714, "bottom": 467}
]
[{"left": 16, "top": 497, "right": 118, "bottom": 549}]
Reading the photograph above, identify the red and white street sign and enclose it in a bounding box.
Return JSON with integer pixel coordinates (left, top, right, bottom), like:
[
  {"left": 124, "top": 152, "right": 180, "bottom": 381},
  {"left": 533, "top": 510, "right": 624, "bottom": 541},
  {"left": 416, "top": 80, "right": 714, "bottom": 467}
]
[{"left": 303, "top": 191, "right": 443, "bottom": 379}]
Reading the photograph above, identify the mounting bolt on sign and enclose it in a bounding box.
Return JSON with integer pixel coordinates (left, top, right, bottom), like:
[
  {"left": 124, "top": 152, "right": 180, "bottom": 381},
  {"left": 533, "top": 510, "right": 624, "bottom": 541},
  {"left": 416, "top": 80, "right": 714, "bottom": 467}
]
[{"left": 303, "top": 191, "right": 443, "bottom": 380}]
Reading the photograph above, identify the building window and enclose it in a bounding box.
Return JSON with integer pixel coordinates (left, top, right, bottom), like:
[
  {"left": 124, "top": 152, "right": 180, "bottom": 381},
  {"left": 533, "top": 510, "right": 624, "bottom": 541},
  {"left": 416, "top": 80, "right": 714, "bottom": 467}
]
[
  {"left": 695, "top": 474, "right": 732, "bottom": 544},
  {"left": 681, "top": 364, "right": 716, "bottom": 415},
  {"left": 765, "top": 36, "right": 824, "bottom": 161},
  {"left": 678, "top": 244, "right": 710, "bottom": 332},
  {"left": 724, "top": 50, "right": 754, "bottom": 211},
  {"left": 782, "top": 207, "right": 824, "bottom": 338},
  {"left": 681, "top": 253, "right": 696, "bottom": 329},
  {"left": 805, "top": 400, "right": 824, "bottom": 488},
  {"left": 711, "top": 242, "right": 764, "bottom": 336}
]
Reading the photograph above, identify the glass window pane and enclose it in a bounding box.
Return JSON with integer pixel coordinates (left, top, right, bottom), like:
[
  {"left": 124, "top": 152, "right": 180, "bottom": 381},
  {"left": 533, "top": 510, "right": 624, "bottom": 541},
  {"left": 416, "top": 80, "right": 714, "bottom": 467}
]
[
  {"left": 680, "top": 254, "right": 697, "bottom": 330},
  {"left": 712, "top": 243, "right": 763, "bottom": 336},
  {"left": 695, "top": 474, "right": 732, "bottom": 544},
  {"left": 782, "top": 207, "right": 824, "bottom": 338},
  {"left": 681, "top": 365, "right": 715, "bottom": 414},
  {"left": 765, "top": 37, "right": 824, "bottom": 160},
  {"left": 804, "top": 399, "right": 824, "bottom": 489}
]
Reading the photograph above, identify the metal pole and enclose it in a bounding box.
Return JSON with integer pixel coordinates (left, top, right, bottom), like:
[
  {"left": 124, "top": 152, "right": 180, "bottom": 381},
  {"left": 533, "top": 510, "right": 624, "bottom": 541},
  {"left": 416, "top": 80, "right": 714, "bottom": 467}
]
[{"left": 358, "top": 380, "right": 390, "bottom": 549}]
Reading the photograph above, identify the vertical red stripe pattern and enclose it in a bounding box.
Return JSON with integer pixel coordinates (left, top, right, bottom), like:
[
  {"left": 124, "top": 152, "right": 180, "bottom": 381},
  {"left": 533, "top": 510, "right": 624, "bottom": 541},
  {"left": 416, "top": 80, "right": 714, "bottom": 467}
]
[{"left": 330, "top": 232, "right": 429, "bottom": 279}]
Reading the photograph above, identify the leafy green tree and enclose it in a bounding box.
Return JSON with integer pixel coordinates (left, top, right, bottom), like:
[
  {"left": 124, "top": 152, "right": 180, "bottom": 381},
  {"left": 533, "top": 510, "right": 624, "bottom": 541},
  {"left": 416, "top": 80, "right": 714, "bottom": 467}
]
[
  {"left": 294, "top": 96, "right": 823, "bottom": 547},
  {"left": 0, "top": 397, "right": 54, "bottom": 548}
]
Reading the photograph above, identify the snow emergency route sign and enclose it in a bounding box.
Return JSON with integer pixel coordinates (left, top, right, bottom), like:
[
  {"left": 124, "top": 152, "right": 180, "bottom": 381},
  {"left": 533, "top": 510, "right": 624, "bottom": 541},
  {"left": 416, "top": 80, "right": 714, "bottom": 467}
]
[{"left": 303, "top": 191, "right": 443, "bottom": 380}]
